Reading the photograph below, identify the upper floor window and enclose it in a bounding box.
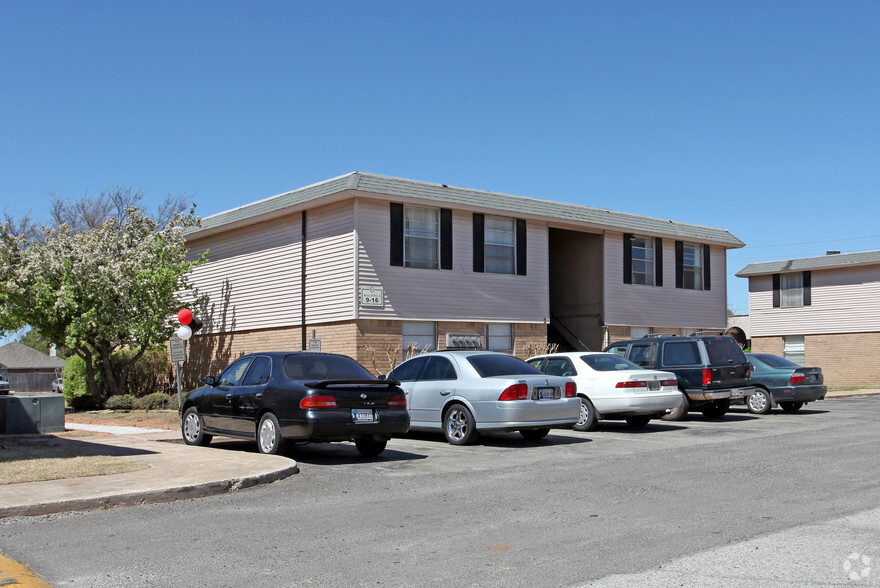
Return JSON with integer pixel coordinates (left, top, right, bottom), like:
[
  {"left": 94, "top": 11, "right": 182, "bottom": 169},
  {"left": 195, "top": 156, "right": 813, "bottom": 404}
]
[
  {"left": 681, "top": 243, "right": 703, "bottom": 290},
  {"left": 772, "top": 271, "right": 811, "bottom": 308},
  {"left": 675, "top": 241, "right": 711, "bottom": 291},
  {"left": 404, "top": 206, "right": 439, "bottom": 269},
  {"left": 623, "top": 234, "right": 662, "bottom": 286},
  {"left": 484, "top": 216, "right": 516, "bottom": 274},
  {"left": 390, "top": 203, "right": 452, "bottom": 270}
]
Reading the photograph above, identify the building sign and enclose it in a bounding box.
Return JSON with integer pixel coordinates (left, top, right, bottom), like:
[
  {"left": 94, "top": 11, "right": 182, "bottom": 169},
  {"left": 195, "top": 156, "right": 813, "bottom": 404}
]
[
  {"left": 169, "top": 335, "right": 186, "bottom": 363},
  {"left": 359, "top": 286, "right": 384, "bottom": 307}
]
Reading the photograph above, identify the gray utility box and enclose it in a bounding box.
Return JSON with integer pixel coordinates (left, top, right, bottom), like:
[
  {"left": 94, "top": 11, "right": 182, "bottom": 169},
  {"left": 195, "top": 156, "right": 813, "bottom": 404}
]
[{"left": 0, "top": 393, "right": 66, "bottom": 434}]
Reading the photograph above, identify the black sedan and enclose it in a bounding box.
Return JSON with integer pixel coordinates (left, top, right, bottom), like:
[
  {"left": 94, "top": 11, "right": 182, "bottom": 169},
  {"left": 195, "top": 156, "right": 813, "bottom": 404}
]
[
  {"left": 743, "top": 353, "right": 827, "bottom": 414},
  {"left": 181, "top": 352, "right": 409, "bottom": 456}
]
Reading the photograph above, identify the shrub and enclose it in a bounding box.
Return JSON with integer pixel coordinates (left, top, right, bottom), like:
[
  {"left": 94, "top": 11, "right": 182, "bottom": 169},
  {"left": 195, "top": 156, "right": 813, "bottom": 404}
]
[
  {"left": 105, "top": 394, "right": 137, "bottom": 410},
  {"left": 63, "top": 355, "right": 104, "bottom": 409},
  {"left": 111, "top": 349, "right": 172, "bottom": 398},
  {"left": 134, "top": 392, "right": 175, "bottom": 411}
]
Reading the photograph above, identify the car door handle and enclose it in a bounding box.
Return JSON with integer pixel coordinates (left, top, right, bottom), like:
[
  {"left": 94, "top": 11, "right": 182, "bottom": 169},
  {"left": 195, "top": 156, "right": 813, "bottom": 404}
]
[
  {"left": 440, "top": 389, "right": 452, "bottom": 396},
  {"left": 226, "top": 394, "right": 233, "bottom": 400},
  {"left": 256, "top": 392, "right": 263, "bottom": 398}
]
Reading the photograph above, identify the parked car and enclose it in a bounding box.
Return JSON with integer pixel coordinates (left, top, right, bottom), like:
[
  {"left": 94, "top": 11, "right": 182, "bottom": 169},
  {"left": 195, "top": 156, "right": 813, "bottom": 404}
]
[
  {"left": 386, "top": 351, "right": 579, "bottom": 445},
  {"left": 526, "top": 352, "right": 682, "bottom": 430},
  {"left": 740, "top": 353, "right": 827, "bottom": 414},
  {"left": 0, "top": 374, "right": 8, "bottom": 394},
  {"left": 604, "top": 335, "right": 756, "bottom": 420},
  {"left": 52, "top": 377, "right": 64, "bottom": 394},
  {"left": 181, "top": 352, "right": 410, "bottom": 456}
]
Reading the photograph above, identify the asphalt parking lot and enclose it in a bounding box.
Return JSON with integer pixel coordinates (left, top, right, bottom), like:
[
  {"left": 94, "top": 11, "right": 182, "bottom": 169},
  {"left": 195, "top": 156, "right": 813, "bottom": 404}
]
[{"left": 2, "top": 397, "right": 879, "bottom": 587}]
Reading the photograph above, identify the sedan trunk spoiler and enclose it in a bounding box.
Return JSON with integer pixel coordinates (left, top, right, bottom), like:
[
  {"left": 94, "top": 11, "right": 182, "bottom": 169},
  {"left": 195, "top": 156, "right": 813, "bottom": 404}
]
[{"left": 306, "top": 379, "right": 402, "bottom": 390}]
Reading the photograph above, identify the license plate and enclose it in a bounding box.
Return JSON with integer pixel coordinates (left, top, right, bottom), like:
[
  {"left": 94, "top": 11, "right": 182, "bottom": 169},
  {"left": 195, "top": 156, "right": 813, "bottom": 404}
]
[
  {"left": 538, "top": 387, "right": 556, "bottom": 400},
  {"left": 730, "top": 388, "right": 745, "bottom": 399},
  {"left": 648, "top": 381, "right": 660, "bottom": 391},
  {"left": 352, "top": 409, "right": 375, "bottom": 423}
]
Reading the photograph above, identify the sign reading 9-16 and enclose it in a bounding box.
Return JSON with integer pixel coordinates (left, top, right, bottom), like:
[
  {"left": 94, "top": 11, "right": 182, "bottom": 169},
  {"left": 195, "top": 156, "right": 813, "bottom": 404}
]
[{"left": 360, "top": 286, "right": 384, "bottom": 307}]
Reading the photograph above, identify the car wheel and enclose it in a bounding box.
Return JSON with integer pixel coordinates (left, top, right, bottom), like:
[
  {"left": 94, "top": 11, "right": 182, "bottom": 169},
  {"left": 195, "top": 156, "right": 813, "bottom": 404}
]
[
  {"left": 779, "top": 401, "right": 804, "bottom": 413},
  {"left": 444, "top": 405, "right": 478, "bottom": 445},
  {"left": 181, "top": 407, "right": 212, "bottom": 446},
  {"left": 700, "top": 399, "right": 730, "bottom": 419},
  {"left": 625, "top": 415, "right": 651, "bottom": 428},
  {"left": 662, "top": 393, "right": 690, "bottom": 421},
  {"left": 573, "top": 397, "right": 599, "bottom": 432},
  {"left": 355, "top": 437, "right": 388, "bottom": 457},
  {"left": 520, "top": 428, "right": 550, "bottom": 441},
  {"left": 746, "top": 388, "right": 772, "bottom": 414},
  {"left": 257, "top": 413, "right": 286, "bottom": 455}
]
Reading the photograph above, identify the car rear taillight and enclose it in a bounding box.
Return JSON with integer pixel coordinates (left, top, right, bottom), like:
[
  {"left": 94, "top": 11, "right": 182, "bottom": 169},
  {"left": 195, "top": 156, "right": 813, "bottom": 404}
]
[
  {"left": 661, "top": 379, "right": 678, "bottom": 387},
  {"left": 789, "top": 373, "right": 806, "bottom": 384},
  {"left": 388, "top": 393, "right": 407, "bottom": 408},
  {"left": 615, "top": 381, "right": 647, "bottom": 388},
  {"left": 702, "top": 369, "right": 712, "bottom": 386},
  {"left": 300, "top": 395, "right": 338, "bottom": 408},
  {"left": 565, "top": 382, "right": 577, "bottom": 397},
  {"left": 499, "top": 383, "right": 528, "bottom": 401}
]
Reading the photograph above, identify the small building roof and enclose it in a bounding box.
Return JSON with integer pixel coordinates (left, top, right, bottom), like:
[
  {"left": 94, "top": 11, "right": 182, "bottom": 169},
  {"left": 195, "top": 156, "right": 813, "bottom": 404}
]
[
  {"left": 0, "top": 342, "right": 66, "bottom": 369},
  {"left": 187, "top": 172, "right": 746, "bottom": 247},
  {"left": 736, "top": 250, "right": 880, "bottom": 277}
]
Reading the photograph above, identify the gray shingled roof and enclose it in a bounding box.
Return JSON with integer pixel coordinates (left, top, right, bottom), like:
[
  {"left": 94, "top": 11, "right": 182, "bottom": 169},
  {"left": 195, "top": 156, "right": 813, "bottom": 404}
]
[
  {"left": 188, "top": 171, "right": 745, "bottom": 247},
  {"left": 0, "top": 342, "right": 66, "bottom": 369},
  {"left": 736, "top": 250, "right": 880, "bottom": 277}
]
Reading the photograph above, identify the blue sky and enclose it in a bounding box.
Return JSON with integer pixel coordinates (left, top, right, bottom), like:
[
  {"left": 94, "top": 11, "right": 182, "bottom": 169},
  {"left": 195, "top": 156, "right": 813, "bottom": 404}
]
[{"left": 2, "top": 0, "right": 878, "bottom": 318}]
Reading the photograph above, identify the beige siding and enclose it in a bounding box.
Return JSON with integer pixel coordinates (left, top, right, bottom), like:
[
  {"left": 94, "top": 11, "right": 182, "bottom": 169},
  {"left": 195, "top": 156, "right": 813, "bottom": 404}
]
[
  {"left": 355, "top": 199, "right": 549, "bottom": 322},
  {"left": 604, "top": 231, "right": 728, "bottom": 329},
  {"left": 749, "top": 265, "right": 880, "bottom": 336},
  {"left": 186, "top": 215, "right": 302, "bottom": 333},
  {"left": 304, "top": 201, "right": 357, "bottom": 324}
]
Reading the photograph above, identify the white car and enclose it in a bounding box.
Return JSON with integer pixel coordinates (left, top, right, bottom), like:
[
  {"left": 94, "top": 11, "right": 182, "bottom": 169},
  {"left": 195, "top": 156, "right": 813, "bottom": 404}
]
[
  {"left": 387, "top": 351, "right": 580, "bottom": 445},
  {"left": 527, "top": 352, "right": 682, "bottom": 431}
]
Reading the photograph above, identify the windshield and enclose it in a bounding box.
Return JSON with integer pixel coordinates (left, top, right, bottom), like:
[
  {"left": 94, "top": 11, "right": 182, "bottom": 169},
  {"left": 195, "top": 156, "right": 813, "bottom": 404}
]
[
  {"left": 283, "top": 354, "right": 374, "bottom": 380},
  {"left": 581, "top": 354, "right": 642, "bottom": 371},
  {"left": 467, "top": 354, "right": 542, "bottom": 377}
]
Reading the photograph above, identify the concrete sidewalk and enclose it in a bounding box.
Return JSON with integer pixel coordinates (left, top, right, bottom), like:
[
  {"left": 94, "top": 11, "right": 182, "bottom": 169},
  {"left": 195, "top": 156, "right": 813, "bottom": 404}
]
[{"left": 0, "top": 428, "right": 299, "bottom": 519}]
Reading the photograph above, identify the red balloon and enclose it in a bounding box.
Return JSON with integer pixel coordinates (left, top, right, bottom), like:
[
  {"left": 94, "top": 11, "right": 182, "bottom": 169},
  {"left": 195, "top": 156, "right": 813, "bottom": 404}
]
[{"left": 177, "top": 308, "right": 193, "bottom": 326}]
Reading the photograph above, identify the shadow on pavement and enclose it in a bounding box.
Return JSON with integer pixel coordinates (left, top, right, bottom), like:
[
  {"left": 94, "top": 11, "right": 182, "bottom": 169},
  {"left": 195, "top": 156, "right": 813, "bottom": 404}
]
[{"left": 0, "top": 435, "right": 157, "bottom": 463}]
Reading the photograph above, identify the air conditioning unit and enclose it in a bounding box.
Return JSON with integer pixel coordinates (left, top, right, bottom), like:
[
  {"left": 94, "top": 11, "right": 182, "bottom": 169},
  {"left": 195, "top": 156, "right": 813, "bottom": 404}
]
[{"left": 445, "top": 334, "right": 482, "bottom": 349}]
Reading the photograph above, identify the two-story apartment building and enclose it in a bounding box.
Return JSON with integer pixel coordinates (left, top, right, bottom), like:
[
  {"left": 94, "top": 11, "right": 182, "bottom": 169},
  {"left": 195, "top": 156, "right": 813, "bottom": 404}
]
[
  {"left": 736, "top": 250, "right": 880, "bottom": 386},
  {"left": 182, "top": 172, "right": 744, "bottom": 381}
]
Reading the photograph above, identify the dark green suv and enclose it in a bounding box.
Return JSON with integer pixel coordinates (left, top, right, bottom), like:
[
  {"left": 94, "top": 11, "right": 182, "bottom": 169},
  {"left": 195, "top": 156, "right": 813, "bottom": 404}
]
[{"left": 604, "top": 335, "right": 755, "bottom": 420}]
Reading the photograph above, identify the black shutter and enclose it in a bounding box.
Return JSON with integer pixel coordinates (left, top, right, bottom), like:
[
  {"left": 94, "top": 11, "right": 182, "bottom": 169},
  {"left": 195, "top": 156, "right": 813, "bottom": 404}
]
[
  {"left": 390, "top": 203, "right": 403, "bottom": 267},
  {"left": 702, "top": 244, "right": 711, "bottom": 290},
  {"left": 516, "top": 219, "right": 527, "bottom": 276},
  {"left": 675, "top": 241, "right": 684, "bottom": 289},
  {"left": 654, "top": 238, "right": 663, "bottom": 287},
  {"left": 623, "top": 234, "right": 633, "bottom": 284},
  {"left": 772, "top": 274, "right": 781, "bottom": 308},
  {"left": 803, "top": 271, "right": 812, "bottom": 306},
  {"left": 472, "top": 213, "right": 485, "bottom": 273},
  {"left": 440, "top": 208, "right": 452, "bottom": 270}
]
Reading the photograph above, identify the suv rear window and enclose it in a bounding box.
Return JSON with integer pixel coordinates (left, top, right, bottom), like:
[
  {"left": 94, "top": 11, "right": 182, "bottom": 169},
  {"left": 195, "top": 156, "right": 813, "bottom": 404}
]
[{"left": 703, "top": 337, "right": 747, "bottom": 364}]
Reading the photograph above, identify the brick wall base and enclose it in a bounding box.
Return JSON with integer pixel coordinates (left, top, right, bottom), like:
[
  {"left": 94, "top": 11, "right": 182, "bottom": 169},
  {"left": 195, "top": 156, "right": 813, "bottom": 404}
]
[
  {"left": 751, "top": 333, "right": 880, "bottom": 387},
  {"left": 181, "top": 320, "right": 549, "bottom": 386}
]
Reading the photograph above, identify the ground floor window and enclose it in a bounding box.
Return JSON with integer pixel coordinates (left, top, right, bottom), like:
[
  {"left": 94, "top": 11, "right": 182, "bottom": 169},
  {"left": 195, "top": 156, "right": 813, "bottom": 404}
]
[
  {"left": 486, "top": 323, "right": 513, "bottom": 352},
  {"left": 630, "top": 327, "right": 651, "bottom": 339},
  {"left": 783, "top": 335, "right": 805, "bottom": 365},
  {"left": 402, "top": 321, "right": 436, "bottom": 356}
]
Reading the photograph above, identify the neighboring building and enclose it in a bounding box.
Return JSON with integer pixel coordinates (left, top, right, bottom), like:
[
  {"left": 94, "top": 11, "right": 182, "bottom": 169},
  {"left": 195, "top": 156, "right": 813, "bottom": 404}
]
[
  {"left": 726, "top": 314, "right": 750, "bottom": 348},
  {"left": 182, "top": 172, "right": 745, "bottom": 381},
  {"left": 0, "top": 342, "right": 66, "bottom": 392},
  {"left": 736, "top": 250, "right": 880, "bottom": 386}
]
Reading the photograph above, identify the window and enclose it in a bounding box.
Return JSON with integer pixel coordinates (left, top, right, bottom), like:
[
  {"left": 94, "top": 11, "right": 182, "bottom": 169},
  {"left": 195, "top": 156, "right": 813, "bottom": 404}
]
[
  {"left": 663, "top": 341, "right": 701, "bottom": 366},
  {"left": 681, "top": 243, "right": 703, "bottom": 290},
  {"left": 783, "top": 336, "right": 805, "bottom": 365},
  {"left": 421, "top": 356, "right": 457, "bottom": 380},
  {"left": 466, "top": 354, "right": 541, "bottom": 377},
  {"left": 630, "top": 327, "right": 651, "bottom": 339},
  {"left": 629, "top": 343, "right": 658, "bottom": 368},
  {"left": 542, "top": 357, "right": 577, "bottom": 377},
  {"left": 404, "top": 206, "right": 439, "bottom": 269},
  {"left": 781, "top": 273, "right": 803, "bottom": 307},
  {"left": 486, "top": 323, "right": 513, "bottom": 352},
  {"left": 282, "top": 354, "right": 373, "bottom": 380},
  {"left": 402, "top": 321, "right": 436, "bottom": 354},
  {"left": 675, "top": 241, "right": 711, "bottom": 290},
  {"left": 389, "top": 356, "right": 429, "bottom": 382},
  {"left": 581, "top": 354, "right": 640, "bottom": 372},
  {"left": 631, "top": 236, "right": 655, "bottom": 285},
  {"left": 242, "top": 356, "right": 272, "bottom": 386},
  {"left": 218, "top": 358, "right": 253, "bottom": 386},
  {"left": 484, "top": 216, "right": 515, "bottom": 274}
]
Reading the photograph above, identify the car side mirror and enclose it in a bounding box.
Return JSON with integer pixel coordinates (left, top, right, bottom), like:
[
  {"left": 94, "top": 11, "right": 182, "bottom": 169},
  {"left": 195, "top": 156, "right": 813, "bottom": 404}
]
[{"left": 203, "top": 376, "right": 217, "bottom": 387}]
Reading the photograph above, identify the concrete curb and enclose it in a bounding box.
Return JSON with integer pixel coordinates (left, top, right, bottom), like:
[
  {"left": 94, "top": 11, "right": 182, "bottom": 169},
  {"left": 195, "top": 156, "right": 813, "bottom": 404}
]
[{"left": 0, "top": 463, "right": 300, "bottom": 519}]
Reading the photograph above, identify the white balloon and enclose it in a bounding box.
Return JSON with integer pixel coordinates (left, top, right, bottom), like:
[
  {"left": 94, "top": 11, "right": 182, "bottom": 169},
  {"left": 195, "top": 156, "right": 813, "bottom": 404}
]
[{"left": 176, "top": 325, "right": 193, "bottom": 340}]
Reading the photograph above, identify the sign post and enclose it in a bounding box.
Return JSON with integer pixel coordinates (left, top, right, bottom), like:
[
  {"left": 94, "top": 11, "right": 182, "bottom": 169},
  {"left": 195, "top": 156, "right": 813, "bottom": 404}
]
[{"left": 169, "top": 335, "right": 186, "bottom": 416}]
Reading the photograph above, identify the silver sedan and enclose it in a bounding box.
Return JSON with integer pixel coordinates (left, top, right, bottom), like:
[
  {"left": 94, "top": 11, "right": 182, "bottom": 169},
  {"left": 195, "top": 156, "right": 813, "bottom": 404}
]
[{"left": 387, "top": 351, "right": 580, "bottom": 445}]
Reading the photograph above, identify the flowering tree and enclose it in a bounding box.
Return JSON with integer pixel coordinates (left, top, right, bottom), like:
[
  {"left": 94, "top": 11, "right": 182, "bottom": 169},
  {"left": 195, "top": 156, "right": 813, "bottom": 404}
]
[{"left": 0, "top": 189, "right": 206, "bottom": 399}]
